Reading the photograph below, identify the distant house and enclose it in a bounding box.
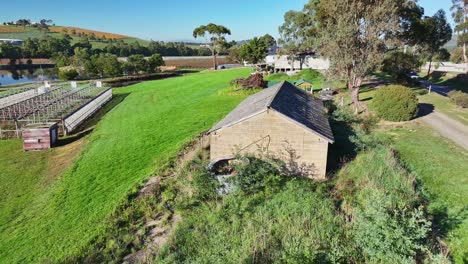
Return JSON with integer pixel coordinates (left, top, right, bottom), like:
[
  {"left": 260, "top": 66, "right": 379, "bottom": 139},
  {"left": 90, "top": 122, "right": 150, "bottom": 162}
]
[
  {"left": 274, "top": 53, "right": 330, "bottom": 72},
  {"left": 265, "top": 45, "right": 279, "bottom": 65},
  {"left": 0, "top": 39, "right": 23, "bottom": 46},
  {"left": 207, "top": 81, "right": 334, "bottom": 179}
]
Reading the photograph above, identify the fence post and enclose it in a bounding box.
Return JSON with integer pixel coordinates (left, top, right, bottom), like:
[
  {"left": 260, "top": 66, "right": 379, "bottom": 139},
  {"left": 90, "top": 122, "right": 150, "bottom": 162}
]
[{"left": 15, "top": 120, "right": 19, "bottom": 139}]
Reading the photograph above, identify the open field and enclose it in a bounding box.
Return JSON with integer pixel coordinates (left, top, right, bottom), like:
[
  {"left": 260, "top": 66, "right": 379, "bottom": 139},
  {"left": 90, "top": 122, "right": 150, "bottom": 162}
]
[
  {"left": 49, "top": 26, "right": 127, "bottom": 39},
  {"left": 164, "top": 57, "right": 228, "bottom": 68},
  {"left": 0, "top": 25, "right": 27, "bottom": 33},
  {"left": 0, "top": 68, "right": 250, "bottom": 262},
  {"left": 0, "top": 25, "right": 148, "bottom": 49}
]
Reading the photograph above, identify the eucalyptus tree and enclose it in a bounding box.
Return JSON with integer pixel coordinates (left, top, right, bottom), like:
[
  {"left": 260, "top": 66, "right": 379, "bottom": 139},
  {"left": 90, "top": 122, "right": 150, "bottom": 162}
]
[
  {"left": 278, "top": 1, "right": 318, "bottom": 70},
  {"left": 193, "top": 23, "right": 231, "bottom": 70},
  {"left": 315, "top": 0, "right": 402, "bottom": 112},
  {"left": 451, "top": 0, "right": 468, "bottom": 62},
  {"left": 420, "top": 10, "right": 452, "bottom": 76}
]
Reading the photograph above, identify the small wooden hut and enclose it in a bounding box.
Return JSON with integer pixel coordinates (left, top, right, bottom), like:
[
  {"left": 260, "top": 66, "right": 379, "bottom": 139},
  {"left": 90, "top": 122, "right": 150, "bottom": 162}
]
[{"left": 22, "top": 122, "right": 58, "bottom": 151}]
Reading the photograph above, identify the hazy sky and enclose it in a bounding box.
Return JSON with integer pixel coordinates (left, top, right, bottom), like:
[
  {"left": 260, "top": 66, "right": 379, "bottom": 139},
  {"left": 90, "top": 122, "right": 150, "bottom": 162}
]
[{"left": 1, "top": 0, "right": 455, "bottom": 41}]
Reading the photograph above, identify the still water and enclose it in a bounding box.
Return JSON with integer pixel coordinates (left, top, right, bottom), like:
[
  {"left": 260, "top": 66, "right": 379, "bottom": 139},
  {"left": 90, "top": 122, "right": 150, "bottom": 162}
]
[{"left": 0, "top": 68, "right": 57, "bottom": 86}]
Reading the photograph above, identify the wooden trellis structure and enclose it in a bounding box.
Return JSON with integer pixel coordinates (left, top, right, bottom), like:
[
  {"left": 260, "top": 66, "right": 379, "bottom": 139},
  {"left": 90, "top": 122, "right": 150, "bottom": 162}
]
[{"left": 0, "top": 83, "right": 110, "bottom": 139}]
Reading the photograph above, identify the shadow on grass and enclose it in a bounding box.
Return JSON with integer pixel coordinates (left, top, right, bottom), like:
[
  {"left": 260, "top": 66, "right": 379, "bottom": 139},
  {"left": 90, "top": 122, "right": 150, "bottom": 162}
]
[
  {"left": 57, "top": 93, "right": 130, "bottom": 146},
  {"left": 416, "top": 103, "right": 435, "bottom": 118}
]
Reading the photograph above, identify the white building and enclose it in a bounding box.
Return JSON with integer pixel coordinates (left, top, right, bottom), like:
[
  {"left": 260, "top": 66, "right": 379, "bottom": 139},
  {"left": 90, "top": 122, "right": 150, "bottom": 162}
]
[
  {"left": 0, "top": 39, "right": 23, "bottom": 46},
  {"left": 273, "top": 55, "right": 330, "bottom": 72}
]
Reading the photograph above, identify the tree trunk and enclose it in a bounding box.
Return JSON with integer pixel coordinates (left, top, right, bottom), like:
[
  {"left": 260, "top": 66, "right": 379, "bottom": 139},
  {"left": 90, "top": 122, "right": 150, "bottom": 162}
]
[
  {"left": 464, "top": 14, "right": 467, "bottom": 63},
  {"left": 464, "top": 43, "right": 467, "bottom": 63},
  {"left": 427, "top": 57, "right": 432, "bottom": 77},
  {"left": 350, "top": 87, "right": 360, "bottom": 113},
  {"left": 212, "top": 49, "right": 217, "bottom": 70},
  {"left": 347, "top": 75, "right": 362, "bottom": 114}
]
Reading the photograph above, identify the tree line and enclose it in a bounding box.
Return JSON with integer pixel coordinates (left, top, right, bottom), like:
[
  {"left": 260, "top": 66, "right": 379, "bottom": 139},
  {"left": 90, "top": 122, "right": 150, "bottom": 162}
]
[{"left": 0, "top": 36, "right": 224, "bottom": 61}]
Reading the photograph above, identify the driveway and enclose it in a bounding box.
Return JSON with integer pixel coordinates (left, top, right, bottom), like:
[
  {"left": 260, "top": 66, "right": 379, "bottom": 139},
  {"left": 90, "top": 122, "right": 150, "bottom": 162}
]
[
  {"left": 419, "top": 80, "right": 453, "bottom": 96},
  {"left": 418, "top": 104, "right": 468, "bottom": 150}
]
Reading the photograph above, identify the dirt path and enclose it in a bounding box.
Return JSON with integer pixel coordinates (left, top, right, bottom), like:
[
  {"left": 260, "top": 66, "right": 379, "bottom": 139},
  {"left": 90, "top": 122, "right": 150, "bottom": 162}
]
[{"left": 418, "top": 104, "right": 468, "bottom": 150}]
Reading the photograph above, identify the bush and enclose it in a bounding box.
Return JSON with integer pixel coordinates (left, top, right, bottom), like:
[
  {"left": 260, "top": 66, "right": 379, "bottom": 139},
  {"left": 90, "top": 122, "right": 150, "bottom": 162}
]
[
  {"left": 58, "top": 68, "right": 79, "bottom": 80},
  {"left": 336, "top": 147, "right": 432, "bottom": 262},
  {"left": 373, "top": 85, "right": 418, "bottom": 121},
  {"left": 233, "top": 156, "right": 283, "bottom": 195},
  {"left": 448, "top": 90, "right": 468, "bottom": 108},
  {"left": 381, "top": 51, "right": 422, "bottom": 82},
  {"left": 230, "top": 73, "right": 268, "bottom": 90}
]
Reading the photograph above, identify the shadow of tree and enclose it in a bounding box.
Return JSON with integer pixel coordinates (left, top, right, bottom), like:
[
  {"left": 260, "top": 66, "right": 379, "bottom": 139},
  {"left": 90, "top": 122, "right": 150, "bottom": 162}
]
[
  {"left": 327, "top": 117, "right": 358, "bottom": 175},
  {"left": 416, "top": 103, "right": 435, "bottom": 118}
]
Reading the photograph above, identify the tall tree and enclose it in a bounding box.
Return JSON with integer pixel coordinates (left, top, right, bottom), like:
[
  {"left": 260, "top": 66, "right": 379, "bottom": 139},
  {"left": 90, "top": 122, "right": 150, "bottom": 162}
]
[
  {"left": 278, "top": 3, "right": 318, "bottom": 70},
  {"left": 421, "top": 10, "right": 452, "bottom": 76},
  {"left": 259, "top": 34, "right": 276, "bottom": 48},
  {"left": 315, "top": 0, "right": 401, "bottom": 112},
  {"left": 38, "top": 19, "right": 52, "bottom": 33},
  {"left": 193, "top": 23, "right": 231, "bottom": 70},
  {"left": 451, "top": 0, "right": 468, "bottom": 63},
  {"left": 239, "top": 37, "right": 267, "bottom": 66},
  {"left": 15, "top": 19, "right": 31, "bottom": 28}
]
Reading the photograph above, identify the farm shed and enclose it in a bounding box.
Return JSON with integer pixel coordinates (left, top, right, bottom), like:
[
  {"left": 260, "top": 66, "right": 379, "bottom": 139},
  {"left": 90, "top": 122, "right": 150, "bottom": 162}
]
[
  {"left": 207, "top": 81, "right": 334, "bottom": 179},
  {"left": 293, "top": 78, "right": 313, "bottom": 89},
  {"left": 22, "top": 122, "right": 58, "bottom": 151}
]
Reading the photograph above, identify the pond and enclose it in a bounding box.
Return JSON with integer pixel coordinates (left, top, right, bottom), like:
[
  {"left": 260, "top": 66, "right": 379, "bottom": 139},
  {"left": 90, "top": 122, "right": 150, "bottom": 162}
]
[{"left": 0, "top": 68, "right": 57, "bottom": 86}]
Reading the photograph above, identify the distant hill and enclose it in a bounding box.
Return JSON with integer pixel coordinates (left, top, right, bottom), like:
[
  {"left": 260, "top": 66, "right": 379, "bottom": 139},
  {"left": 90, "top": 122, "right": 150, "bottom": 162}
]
[
  {"left": 444, "top": 34, "right": 458, "bottom": 51},
  {"left": 0, "top": 25, "right": 149, "bottom": 49}
]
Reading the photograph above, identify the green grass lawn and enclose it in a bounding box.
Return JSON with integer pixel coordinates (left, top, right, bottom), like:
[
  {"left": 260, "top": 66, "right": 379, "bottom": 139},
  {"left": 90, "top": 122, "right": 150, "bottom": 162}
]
[
  {"left": 379, "top": 124, "right": 468, "bottom": 263},
  {"left": 264, "top": 69, "right": 337, "bottom": 91},
  {"left": 0, "top": 68, "right": 250, "bottom": 263}
]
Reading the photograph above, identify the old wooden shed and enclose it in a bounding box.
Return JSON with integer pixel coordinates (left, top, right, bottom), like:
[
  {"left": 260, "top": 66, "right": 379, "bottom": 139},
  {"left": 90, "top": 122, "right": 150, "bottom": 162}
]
[
  {"left": 22, "top": 122, "right": 58, "bottom": 151},
  {"left": 207, "top": 81, "right": 334, "bottom": 179}
]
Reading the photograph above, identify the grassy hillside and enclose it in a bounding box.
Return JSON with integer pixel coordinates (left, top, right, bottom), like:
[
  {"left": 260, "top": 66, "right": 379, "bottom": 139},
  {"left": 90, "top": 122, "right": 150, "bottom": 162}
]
[
  {"left": 383, "top": 124, "right": 468, "bottom": 263},
  {"left": 0, "top": 25, "right": 148, "bottom": 49},
  {"left": 0, "top": 68, "right": 250, "bottom": 263}
]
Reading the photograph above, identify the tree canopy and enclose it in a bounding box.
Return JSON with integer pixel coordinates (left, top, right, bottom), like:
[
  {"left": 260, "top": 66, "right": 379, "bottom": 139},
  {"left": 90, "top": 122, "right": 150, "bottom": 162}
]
[
  {"left": 239, "top": 37, "right": 267, "bottom": 65},
  {"left": 451, "top": 0, "right": 468, "bottom": 62},
  {"left": 193, "top": 23, "right": 231, "bottom": 70},
  {"left": 315, "top": 0, "right": 401, "bottom": 112},
  {"left": 420, "top": 10, "right": 452, "bottom": 76}
]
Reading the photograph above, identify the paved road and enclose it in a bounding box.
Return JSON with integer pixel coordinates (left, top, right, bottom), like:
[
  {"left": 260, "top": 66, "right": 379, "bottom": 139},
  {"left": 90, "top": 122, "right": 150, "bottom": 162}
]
[
  {"left": 418, "top": 104, "right": 468, "bottom": 150},
  {"left": 419, "top": 80, "right": 452, "bottom": 96}
]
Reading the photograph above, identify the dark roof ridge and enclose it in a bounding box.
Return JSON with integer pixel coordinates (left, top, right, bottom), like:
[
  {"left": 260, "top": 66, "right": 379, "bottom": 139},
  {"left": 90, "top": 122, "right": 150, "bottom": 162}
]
[{"left": 266, "top": 80, "right": 286, "bottom": 108}]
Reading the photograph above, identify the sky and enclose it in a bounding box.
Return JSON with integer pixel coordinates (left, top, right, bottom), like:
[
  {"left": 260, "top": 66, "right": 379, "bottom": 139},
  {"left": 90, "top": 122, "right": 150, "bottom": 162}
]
[{"left": 1, "top": 0, "right": 455, "bottom": 42}]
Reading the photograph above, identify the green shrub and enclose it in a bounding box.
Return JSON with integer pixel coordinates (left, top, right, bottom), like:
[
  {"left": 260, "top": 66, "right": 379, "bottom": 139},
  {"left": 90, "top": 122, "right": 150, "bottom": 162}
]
[
  {"left": 381, "top": 51, "right": 422, "bottom": 82},
  {"left": 448, "top": 90, "right": 468, "bottom": 108},
  {"left": 373, "top": 85, "right": 418, "bottom": 121},
  {"left": 336, "top": 147, "right": 432, "bottom": 262},
  {"left": 233, "top": 156, "right": 284, "bottom": 195},
  {"left": 157, "top": 180, "right": 355, "bottom": 263},
  {"left": 58, "top": 68, "right": 79, "bottom": 80}
]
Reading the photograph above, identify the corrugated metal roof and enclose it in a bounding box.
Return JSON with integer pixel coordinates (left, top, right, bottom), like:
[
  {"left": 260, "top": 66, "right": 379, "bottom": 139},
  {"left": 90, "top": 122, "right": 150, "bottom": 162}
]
[{"left": 208, "top": 81, "right": 334, "bottom": 142}]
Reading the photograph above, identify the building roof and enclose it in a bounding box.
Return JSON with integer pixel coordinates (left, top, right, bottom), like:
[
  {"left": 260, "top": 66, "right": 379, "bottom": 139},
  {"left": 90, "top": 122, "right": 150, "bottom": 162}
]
[
  {"left": 293, "top": 78, "right": 312, "bottom": 86},
  {"left": 208, "top": 81, "right": 334, "bottom": 143},
  {"left": 267, "top": 45, "right": 279, "bottom": 56}
]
